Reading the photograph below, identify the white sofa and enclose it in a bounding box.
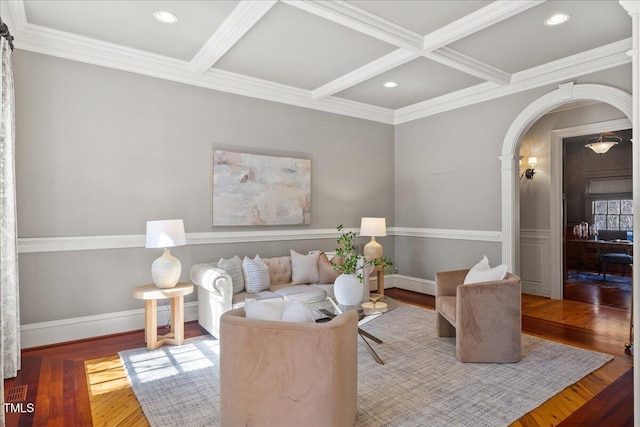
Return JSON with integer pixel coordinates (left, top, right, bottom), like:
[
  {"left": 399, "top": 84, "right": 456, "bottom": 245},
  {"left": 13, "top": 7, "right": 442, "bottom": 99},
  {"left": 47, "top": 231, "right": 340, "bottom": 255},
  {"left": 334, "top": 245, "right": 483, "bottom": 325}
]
[{"left": 190, "top": 252, "right": 341, "bottom": 338}]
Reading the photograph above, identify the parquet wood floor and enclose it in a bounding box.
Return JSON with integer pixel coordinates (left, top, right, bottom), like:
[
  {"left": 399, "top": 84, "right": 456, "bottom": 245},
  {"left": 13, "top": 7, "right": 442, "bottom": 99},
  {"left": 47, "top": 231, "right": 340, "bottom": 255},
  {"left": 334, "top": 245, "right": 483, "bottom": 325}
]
[{"left": 3, "top": 290, "right": 634, "bottom": 426}]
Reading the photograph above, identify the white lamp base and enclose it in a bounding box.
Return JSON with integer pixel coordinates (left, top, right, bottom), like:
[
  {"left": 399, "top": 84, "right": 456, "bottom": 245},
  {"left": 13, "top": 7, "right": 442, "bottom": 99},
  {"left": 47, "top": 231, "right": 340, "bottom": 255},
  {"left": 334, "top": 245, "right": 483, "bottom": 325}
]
[
  {"left": 151, "top": 248, "right": 181, "bottom": 288},
  {"left": 363, "top": 237, "right": 383, "bottom": 260}
]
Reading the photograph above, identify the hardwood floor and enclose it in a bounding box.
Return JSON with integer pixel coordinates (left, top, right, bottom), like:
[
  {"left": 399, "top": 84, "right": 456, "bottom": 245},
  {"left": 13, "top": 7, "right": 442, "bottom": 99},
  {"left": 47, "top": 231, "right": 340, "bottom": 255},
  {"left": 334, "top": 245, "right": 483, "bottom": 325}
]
[
  {"left": 564, "top": 269, "right": 632, "bottom": 310},
  {"left": 3, "top": 290, "right": 634, "bottom": 427}
]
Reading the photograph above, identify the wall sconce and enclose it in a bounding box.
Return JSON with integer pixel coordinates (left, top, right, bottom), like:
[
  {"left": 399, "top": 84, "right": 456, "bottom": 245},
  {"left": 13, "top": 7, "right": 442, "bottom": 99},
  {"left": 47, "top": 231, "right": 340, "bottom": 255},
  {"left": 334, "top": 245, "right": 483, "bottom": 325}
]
[{"left": 520, "top": 157, "right": 537, "bottom": 180}]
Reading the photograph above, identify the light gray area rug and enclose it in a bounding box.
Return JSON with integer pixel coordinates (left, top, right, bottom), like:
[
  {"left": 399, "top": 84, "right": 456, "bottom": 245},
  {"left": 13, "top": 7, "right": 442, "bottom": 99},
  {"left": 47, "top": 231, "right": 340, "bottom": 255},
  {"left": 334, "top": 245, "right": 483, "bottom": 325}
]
[{"left": 119, "top": 304, "right": 613, "bottom": 427}]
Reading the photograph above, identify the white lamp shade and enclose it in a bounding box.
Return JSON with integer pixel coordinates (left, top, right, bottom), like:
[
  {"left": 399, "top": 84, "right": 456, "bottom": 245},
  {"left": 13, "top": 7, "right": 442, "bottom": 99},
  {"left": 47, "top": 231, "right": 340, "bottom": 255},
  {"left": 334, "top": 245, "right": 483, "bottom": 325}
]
[
  {"left": 528, "top": 157, "right": 537, "bottom": 167},
  {"left": 360, "top": 217, "right": 387, "bottom": 237},
  {"left": 145, "top": 219, "right": 186, "bottom": 248}
]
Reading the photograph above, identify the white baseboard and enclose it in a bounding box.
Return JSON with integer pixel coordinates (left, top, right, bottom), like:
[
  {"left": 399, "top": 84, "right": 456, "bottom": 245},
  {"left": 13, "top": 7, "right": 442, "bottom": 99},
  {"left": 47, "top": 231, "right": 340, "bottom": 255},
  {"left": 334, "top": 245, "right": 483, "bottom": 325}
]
[
  {"left": 389, "top": 274, "right": 436, "bottom": 296},
  {"left": 20, "top": 274, "right": 435, "bottom": 348},
  {"left": 20, "top": 302, "right": 198, "bottom": 349}
]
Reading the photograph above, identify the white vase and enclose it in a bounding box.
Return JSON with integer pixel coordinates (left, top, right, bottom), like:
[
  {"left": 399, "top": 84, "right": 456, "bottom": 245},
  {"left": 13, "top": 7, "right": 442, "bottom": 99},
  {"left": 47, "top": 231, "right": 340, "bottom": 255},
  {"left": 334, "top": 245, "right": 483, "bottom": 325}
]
[
  {"left": 151, "top": 248, "right": 181, "bottom": 288},
  {"left": 334, "top": 273, "right": 365, "bottom": 306}
]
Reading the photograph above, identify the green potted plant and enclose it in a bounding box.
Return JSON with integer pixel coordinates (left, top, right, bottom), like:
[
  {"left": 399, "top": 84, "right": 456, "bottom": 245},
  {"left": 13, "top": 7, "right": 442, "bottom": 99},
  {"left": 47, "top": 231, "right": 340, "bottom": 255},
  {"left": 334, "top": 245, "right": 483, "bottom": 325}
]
[{"left": 333, "top": 225, "right": 394, "bottom": 305}]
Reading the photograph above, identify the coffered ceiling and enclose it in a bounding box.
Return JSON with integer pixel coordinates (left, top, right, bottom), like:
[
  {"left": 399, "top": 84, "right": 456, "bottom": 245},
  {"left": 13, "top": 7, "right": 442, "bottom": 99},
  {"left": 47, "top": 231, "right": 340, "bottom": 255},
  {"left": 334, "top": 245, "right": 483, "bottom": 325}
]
[{"left": 0, "top": 1, "right": 633, "bottom": 124}]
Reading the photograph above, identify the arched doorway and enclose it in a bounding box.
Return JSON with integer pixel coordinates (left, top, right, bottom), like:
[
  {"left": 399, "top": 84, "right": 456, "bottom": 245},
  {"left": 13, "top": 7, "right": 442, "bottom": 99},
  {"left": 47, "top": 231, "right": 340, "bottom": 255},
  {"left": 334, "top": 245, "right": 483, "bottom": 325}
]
[{"left": 499, "top": 82, "right": 633, "bottom": 299}]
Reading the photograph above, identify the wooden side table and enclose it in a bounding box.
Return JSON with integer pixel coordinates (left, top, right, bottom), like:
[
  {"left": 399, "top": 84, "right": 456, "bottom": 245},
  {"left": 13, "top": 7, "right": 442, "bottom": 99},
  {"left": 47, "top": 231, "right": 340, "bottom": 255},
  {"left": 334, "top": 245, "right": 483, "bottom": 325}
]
[{"left": 133, "top": 283, "right": 194, "bottom": 350}]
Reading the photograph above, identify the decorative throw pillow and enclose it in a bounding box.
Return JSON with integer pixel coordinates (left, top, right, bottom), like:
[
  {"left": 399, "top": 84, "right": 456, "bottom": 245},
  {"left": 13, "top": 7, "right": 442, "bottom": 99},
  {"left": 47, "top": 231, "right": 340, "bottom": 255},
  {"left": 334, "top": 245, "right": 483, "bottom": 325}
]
[
  {"left": 244, "top": 298, "right": 315, "bottom": 323},
  {"left": 290, "top": 250, "right": 321, "bottom": 284},
  {"left": 244, "top": 298, "right": 285, "bottom": 321},
  {"left": 218, "top": 255, "right": 245, "bottom": 295},
  {"left": 469, "top": 255, "right": 490, "bottom": 272},
  {"left": 318, "top": 252, "right": 341, "bottom": 284},
  {"left": 242, "top": 255, "right": 271, "bottom": 293},
  {"left": 281, "top": 299, "right": 316, "bottom": 323},
  {"left": 464, "top": 256, "right": 508, "bottom": 284}
]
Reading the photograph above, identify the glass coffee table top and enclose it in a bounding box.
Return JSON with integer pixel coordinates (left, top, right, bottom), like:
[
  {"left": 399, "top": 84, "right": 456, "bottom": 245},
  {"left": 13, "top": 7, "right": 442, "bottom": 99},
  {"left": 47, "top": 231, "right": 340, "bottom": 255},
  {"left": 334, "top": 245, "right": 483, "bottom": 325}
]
[
  {"left": 358, "top": 294, "right": 398, "bottom": 315},
  {"left": 314, "top": 294, "right": 397, "bottom": 365}
]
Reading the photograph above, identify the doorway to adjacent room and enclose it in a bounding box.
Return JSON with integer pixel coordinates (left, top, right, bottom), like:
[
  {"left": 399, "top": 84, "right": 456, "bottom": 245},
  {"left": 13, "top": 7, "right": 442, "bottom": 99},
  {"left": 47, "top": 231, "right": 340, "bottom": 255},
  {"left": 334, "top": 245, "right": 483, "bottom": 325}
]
[{"left": 563, "top": 128, "right": 633, "bottom": 310}]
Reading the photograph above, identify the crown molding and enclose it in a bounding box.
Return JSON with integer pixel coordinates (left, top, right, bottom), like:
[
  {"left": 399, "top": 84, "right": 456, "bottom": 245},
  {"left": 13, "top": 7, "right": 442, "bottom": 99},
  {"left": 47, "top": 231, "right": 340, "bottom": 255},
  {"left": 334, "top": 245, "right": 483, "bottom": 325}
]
[
  {"left": 3, "top": 0, "right": 631, "bottom": 126},
  {"left": 312, "top": 48, "right": 419, "bottom": 99},
  {"left": 395, "top": 38, "right": 633, "bottom": 124},
  {"left": 8, "top": 16, "right": 394, "bottom": 124},
  {"left": 202, "top": 68, "right": 395, "bottom": 123},
  {"left": 619, "top": 1, "right": 640, "bottom": 16},
  {"left": 189, "top": 0, "right": 276, "bottom": 74}
]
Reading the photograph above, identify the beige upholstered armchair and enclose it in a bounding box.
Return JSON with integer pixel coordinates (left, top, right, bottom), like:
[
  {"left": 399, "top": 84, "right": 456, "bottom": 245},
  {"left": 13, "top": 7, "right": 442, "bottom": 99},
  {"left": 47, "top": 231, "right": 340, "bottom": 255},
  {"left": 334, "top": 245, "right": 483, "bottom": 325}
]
[
  {"left": 435, "top": 269, "right": 522, "bottom": 363},
  {"left": 219, "top": 307, "right": 358, "bottom": 427}
]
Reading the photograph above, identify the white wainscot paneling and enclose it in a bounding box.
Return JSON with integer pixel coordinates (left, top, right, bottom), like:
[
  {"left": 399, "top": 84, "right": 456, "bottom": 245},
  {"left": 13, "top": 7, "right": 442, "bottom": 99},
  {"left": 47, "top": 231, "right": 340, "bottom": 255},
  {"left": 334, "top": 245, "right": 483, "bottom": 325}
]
[{"left": 520, "top": 229, "right": 550, "bottom": 297}]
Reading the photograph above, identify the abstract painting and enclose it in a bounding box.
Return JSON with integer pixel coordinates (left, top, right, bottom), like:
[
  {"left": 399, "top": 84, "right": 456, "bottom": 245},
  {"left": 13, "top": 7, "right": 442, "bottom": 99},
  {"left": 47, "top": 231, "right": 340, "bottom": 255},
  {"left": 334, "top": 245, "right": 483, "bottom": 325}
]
[{"left": 212, "top": 150, "right": 311, "bottom": 226}]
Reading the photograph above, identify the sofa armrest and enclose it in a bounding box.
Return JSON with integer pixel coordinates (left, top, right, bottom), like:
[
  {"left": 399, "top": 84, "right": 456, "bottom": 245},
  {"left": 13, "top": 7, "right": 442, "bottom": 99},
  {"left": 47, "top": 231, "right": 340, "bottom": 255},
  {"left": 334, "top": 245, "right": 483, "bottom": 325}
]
[
  {"left": 435, "top": 269, "right": 469, "bottom": 297},
  {"left": 190, "top": 263, "right": 233, "bottom": 298}
]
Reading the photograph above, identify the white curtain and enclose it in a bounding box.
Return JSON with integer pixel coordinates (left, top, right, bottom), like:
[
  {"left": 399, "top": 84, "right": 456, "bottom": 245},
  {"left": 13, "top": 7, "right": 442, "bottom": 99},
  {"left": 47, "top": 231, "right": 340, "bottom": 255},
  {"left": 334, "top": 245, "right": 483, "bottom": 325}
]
[{"left": 0, "top": 34, "right": 20, "bottom": 425}]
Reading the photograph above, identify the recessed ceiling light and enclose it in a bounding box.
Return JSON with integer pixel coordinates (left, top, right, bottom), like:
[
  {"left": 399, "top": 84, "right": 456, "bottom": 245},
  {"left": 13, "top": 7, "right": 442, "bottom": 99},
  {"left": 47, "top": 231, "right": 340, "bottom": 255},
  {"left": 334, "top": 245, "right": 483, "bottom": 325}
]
[
  {"left": 544, "top": 13, "right": 570, "bottom": 26},
  {"left": 383, "top": 81, "right": 398, "bottom": 88},
  {"left": 153, "top": 11, "right": 178, "bottom": 24}
]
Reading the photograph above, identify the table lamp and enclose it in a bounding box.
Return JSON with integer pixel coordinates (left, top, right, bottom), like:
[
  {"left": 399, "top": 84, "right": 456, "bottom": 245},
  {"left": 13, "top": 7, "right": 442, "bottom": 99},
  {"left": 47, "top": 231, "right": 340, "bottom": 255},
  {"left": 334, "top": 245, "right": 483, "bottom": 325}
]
[
  {"left": 145, "top": 219, "right": 187, "bottom": 288},
  {"left": 360, "top": 217, "right": 386, "bottom": 260}
]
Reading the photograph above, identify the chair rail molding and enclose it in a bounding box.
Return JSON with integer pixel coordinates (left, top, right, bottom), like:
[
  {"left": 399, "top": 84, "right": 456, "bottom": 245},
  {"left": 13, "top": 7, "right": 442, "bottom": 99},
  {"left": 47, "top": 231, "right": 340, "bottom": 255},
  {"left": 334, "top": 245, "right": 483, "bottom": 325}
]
[{"left": 18, "top": 226, "right": 502, "bottom": 253}]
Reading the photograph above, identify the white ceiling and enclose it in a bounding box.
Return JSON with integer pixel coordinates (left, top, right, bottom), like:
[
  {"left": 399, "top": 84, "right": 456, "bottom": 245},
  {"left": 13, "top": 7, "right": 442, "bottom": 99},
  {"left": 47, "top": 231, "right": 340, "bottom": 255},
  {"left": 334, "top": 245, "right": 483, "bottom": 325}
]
[{"left": 1, "top": 0, "right": 633, "bottom": 124}]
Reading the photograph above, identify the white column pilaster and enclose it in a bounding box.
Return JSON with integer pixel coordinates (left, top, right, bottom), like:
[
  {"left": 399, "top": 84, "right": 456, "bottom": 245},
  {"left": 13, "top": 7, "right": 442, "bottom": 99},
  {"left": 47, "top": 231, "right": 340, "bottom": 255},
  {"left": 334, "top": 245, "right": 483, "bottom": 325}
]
[{"left": 618, "top": 2, "right": 639, "bottom": 424}]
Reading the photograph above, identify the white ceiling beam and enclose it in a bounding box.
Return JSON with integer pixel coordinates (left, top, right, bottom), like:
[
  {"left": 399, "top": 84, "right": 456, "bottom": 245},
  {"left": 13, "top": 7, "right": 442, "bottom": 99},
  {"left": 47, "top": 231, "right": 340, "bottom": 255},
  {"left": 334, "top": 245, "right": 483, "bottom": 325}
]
[
  {"left": 395, "top": 38, "right": 632, "bottom": 124},
  {"left": 298, "top": 0, "right": 535, "bottom": 98},
  {"left": 190, "top": 0, "right": 276, "bottom": 74},
  {"left": 423, "top": 0, "right": 546, "bottom": 51},
  {"left": 425, "top": 47, "right": 512, "bottom": 86},
  {"left": 281, "top": 0, "right": 424, "bottom": 51},
  {"left": 311, "top": 48, "right": 419, "bottom": 99}
]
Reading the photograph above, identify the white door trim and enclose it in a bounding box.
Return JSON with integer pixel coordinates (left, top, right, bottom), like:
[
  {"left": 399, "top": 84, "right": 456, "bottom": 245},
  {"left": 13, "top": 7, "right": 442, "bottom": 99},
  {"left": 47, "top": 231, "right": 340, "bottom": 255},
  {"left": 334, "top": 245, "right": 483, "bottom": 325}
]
[{"left": 549, "top": 118, "right": 632, "bottom": 299}]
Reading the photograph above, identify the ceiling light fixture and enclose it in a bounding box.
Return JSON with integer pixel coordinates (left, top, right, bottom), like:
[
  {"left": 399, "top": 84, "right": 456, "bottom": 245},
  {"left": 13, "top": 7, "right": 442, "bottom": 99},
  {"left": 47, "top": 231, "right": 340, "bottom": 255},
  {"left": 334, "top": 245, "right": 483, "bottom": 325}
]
[
  {"left": 383, "top": 81, "right": 398, "bottom": 88},
  {"left": 153, "top": 11, "right": 178, "bottom": 24},
  {"left": 544, "top": 13, "right": 570, "bottom": 26},
  {"left": 585, "top": 133, "right": 621, "bottom": 154}
]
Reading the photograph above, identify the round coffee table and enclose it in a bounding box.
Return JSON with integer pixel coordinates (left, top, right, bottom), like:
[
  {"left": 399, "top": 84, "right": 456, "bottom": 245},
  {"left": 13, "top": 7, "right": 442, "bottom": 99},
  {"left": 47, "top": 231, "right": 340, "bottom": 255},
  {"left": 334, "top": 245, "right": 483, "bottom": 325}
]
[{"left": 319, "top": 294, "right": 398, "bottom": 365}]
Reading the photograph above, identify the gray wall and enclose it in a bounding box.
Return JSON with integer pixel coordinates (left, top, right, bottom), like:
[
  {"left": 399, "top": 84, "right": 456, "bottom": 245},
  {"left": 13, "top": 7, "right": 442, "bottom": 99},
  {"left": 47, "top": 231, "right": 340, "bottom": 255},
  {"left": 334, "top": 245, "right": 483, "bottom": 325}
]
[
  {"left": 13, "top": 49, "right": 633, "bottom": 325},
  {"left": 394, "top": 65, "right": 632, "bottom": 280},
  {"left": 14, "top": 51, "right": 394, "bottom": 324}
]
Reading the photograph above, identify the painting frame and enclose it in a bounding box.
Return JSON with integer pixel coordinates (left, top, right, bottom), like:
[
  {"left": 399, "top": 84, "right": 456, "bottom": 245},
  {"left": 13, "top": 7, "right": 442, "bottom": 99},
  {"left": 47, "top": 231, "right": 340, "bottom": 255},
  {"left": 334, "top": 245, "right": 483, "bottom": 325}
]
[{"left": 211, "top": 149, "right": 311, "bottom": 226}]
